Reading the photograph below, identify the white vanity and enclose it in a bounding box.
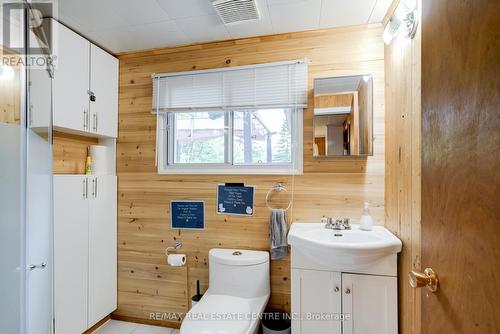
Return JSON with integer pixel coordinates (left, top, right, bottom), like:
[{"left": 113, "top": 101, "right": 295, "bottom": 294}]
[{"left": 288, "top": 222, "right": 402, "bottom": 334}]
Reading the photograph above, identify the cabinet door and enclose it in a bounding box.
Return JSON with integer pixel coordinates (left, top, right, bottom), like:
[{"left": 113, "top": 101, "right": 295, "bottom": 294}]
[
  {"left": 342, "top": 274, "right": 397, "bottom": 334},
  {"left": 291, "top": 269, "right": 342, "bottom": 334},
  {"left": 88, "top": 175, "right": 117, "bottom": 326},
  {"left": 52, "top": 19, "right": 90, "bottom": 133},
  {"left": 89, "top": 44, "right": 118, "bottom": 138},
  {"left": 53, "top": 175, "right": 89, "bottom": 334}
]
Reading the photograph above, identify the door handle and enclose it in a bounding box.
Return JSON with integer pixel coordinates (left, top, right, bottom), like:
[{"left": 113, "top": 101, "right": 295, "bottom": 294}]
[
  {"left": 94, "top": 177, "right": 98, "bottom": 198},
  {"left": 409, "top": 268, "right": 439, "bottom": 292},
  {"left": 83, "top": 178, "right": 88, "bottom": 199},
  {"left": 28, "top": 262, "right": 47, "bottom": 271},
  {"left": 83, "top": 109, "right": 88, "bottom": 130}
]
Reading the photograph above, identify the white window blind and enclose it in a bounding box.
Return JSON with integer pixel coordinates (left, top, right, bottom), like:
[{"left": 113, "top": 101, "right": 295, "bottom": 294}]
[{"left": 152, "top": 59, "right": 308, "bottom": 111}]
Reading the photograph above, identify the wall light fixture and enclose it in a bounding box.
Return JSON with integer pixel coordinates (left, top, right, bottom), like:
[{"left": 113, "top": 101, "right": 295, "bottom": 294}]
[{"left": 383, "top": 0, "right": 418, "bottom": 45}]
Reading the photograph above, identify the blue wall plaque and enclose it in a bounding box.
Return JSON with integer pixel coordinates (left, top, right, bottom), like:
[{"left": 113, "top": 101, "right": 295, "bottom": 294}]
[
  {"left": 217, "top": 184, "right": 255, "bottom": 216},
  {"left": 171, "top": 200, "right": 205, "bottom": 229}
]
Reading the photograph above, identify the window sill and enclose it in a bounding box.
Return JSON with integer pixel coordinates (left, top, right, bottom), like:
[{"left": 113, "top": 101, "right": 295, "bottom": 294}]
[{"left": 157, "top": 166, "right": 303, "bottom": 175}]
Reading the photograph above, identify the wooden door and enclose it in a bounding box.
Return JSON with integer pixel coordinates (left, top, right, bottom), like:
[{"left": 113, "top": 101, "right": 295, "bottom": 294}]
[
  {"left": 51, "top": 19, "right": 90, "bottom": 134},
  {"left": 291, "top": 269, "right": 342, "bottom": 334},
  {"left": 88, "top": 175, "right": 117, "bottom": 326},
  {"left": 90, "top": 44, "right": 118, "bottom": 138},
  {"left": 341, "top": 273, "right": 397, "bottom": 334},
  {"left": 53, "top": 175, "right": 89, "bottom": 334},
  {"left": 420, "top": 0, "right": 500, "bottom": 333}
]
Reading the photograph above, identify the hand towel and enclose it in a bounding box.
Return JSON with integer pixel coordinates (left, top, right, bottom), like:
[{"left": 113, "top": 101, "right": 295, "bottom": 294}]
[{"left": 270, "top": 208, "right": 288, "bottom": 260}]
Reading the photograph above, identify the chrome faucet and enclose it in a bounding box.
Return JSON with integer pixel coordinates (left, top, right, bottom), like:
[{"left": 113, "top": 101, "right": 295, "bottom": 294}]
[{"left": 325, "top": 217, "right": 351, "bottom": 230}]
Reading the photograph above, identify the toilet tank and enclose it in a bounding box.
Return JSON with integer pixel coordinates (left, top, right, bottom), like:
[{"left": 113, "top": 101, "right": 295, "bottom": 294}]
[{"left": 208, "top": 249, "right": 270, "bottom": 299}]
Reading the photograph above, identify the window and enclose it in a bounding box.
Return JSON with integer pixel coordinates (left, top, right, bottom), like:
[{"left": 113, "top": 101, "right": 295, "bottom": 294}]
[
  {"left": 153, "top": 59, "right": 307, "bottom": 174},
  {"left": 157, "top": 108, "right": 302, "bottom": 174}
]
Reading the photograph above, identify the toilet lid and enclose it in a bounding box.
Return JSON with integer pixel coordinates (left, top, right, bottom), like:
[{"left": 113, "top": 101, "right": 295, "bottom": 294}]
[{"left": 181, "top": 294, "right": 253, "bottom": 334}]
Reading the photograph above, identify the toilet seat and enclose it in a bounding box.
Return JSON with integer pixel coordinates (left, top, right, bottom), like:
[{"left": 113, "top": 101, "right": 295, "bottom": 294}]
[{"left": 180, "top": 293, "right": 267, "bottom": 334}]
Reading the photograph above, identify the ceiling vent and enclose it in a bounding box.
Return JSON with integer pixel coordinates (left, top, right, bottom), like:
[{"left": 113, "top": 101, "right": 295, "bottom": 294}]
[{"left": 212, "top": 0, "right": 260, "bottom": 25}]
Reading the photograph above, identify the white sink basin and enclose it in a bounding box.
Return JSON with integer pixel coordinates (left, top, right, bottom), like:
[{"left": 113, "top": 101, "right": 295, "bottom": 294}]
[{"left": 288, "top": 223, "right": 402, "bottom": 269}]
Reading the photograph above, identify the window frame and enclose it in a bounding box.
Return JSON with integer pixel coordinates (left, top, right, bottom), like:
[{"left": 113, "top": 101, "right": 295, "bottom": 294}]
[{"left": 157, "top": 108, "right": 303, "bottom": 175}]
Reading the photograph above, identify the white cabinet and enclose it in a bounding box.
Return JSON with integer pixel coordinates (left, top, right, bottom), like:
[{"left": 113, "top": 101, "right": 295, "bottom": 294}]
[
  {"left": 291, "top": 269, "right": 397, "bottom": 334},
  {"left": 53, "top": 175, "right": 89, "bottom": 334},
  {"left": 52, "top": 20, "right": 90, "bottom": 133},
  {"left": 53, "top": 175, "right": 117, "bottom": 333},
  {"left": 88, "top": 175, "right": 117, "bottom": 326},
  {"left": 50, "top": 19, "right": 118, "bottom": 138},
  {"left": 292, "top": 270, "right": 398, "bottom": 334},
  {"left": 90, "top": 44, "right": 119, "bottom": 138},
  {"left": 291, "top": 269, "right": 341, "bottom": 334},
  {"left": 341, "top": 274, "right": 397, "bottom": 334}
]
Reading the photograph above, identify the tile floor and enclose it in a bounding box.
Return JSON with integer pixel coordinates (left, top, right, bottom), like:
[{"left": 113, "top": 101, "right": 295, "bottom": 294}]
[{"left": 93, "top": 320, "right": 179, "bottom": 334}]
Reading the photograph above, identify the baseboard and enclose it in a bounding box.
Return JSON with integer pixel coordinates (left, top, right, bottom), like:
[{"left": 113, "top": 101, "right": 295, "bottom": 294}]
[
  {"left": 111, "top": 314, "right": 181, "bottom": 330},
  {"left": 83, "top": 315, "right": 112, "bottom": 334}
]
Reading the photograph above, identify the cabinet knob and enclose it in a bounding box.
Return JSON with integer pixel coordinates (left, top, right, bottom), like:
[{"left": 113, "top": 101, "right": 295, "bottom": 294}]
[
  {"left": 334, "top": 286, "right": 339, "bottom": 292},
  {"left": 345, "top": 287, "right": 351, "bottom": 294}
]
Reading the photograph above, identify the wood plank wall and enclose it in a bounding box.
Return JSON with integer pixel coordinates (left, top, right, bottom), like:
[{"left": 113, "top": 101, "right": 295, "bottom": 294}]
[
  {"left": 384, "top": 0, "right": 422, "bottom": 333},
  {"left": 53, "top": 131, "right": 99, "bottom": 174},
  {"left": 116, "top": 24, "right": 385, "bottom": 327}
]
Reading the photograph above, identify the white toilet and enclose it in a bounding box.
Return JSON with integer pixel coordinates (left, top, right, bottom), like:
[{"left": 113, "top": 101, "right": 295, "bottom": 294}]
[{"left": 180, "top": 248, "right": 270, "bottom": 334}]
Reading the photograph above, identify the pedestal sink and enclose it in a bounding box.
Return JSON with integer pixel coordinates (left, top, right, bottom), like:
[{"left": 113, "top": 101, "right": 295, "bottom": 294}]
[{"left": 288, "top": 222, "right": 402, "bottom": 274}]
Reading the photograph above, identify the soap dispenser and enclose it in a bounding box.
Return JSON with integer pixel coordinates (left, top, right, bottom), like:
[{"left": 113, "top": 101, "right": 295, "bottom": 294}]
[{"left": 359, "top": 201, "right": 373, "bottom": 231}]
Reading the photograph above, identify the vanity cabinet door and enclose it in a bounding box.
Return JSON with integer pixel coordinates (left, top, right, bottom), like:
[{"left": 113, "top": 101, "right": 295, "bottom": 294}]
[
  {"left": 341, "top": 273, "right": 397, "bottom": 334},
  {"left": 291, "top": 269, "right": 342, "bottom": 334}
]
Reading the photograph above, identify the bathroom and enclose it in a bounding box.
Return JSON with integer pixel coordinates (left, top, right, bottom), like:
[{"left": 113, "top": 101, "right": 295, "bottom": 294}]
[{"left": 0, "top": 0, "right": 498, "bottom": 333}]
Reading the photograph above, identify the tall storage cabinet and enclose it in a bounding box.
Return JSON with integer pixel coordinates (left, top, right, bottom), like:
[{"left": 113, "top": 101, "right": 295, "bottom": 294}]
[{"left": 50, "top": 18, "right": 118, "bottom": 334}]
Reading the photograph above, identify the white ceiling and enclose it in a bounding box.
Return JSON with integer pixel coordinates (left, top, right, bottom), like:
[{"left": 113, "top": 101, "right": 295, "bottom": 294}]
[{"left": 53, "top": 0, "right": 392, "bottom": 54}]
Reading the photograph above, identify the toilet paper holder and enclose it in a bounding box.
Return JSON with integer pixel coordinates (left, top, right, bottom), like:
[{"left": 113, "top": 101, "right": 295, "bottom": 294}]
[{"left": 165, "top": 241, "right": 182, "bottom": 255}]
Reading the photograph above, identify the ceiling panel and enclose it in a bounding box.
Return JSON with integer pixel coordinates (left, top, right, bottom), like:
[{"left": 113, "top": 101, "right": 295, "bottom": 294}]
[
  {"left": 156, "top": 0, "right": 216, "bottom": 19},
  {"left": 109, "top": 0, "right": 171, "bottom": 26},
  {"left": 174, "top": 15, "right": 230, "bottom": 43},
  {"left": 268, "top": 0, "right": 322, "bottom": 34},
  {"left": 52, "top": 0, "right": 387, "bottom": 53},
  {"left": 320, "top": 0, "right": 378, "bottom": 28}
]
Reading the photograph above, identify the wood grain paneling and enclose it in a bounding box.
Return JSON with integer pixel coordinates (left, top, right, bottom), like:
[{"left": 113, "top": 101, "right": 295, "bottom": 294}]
[
  {"left": 314, "top": 93, "right": 353, "bottom": 109},
  {"left": 384, "top": 1, "right": 421, "bottom": 333},
  {"left": 53, "top": 131, "right": 98, "bottom": 174},
  {"left": 421, "top": 0, "right": 500, "bottom": 333},
  {"left": 116, "top": 24, "right": 385, "bottom": 326}
]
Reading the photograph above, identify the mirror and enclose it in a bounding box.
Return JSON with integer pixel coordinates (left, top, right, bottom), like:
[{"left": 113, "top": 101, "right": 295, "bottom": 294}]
[{"left": 313, "top": 75, "right": 373, "bottom": 157}]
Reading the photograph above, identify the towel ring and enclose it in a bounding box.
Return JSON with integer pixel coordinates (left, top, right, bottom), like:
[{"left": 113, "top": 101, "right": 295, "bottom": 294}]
[{"left": 265, "top": 183, "right": 292, "bottom": 211}]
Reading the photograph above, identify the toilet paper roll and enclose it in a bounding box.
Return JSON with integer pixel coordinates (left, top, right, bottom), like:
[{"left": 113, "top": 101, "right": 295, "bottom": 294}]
[
  {"left": 167, "top": 254, "right": 186, "bottom": 267},
  {"left": 89, "top": 145, "right": 107, "bottom": 175}
]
